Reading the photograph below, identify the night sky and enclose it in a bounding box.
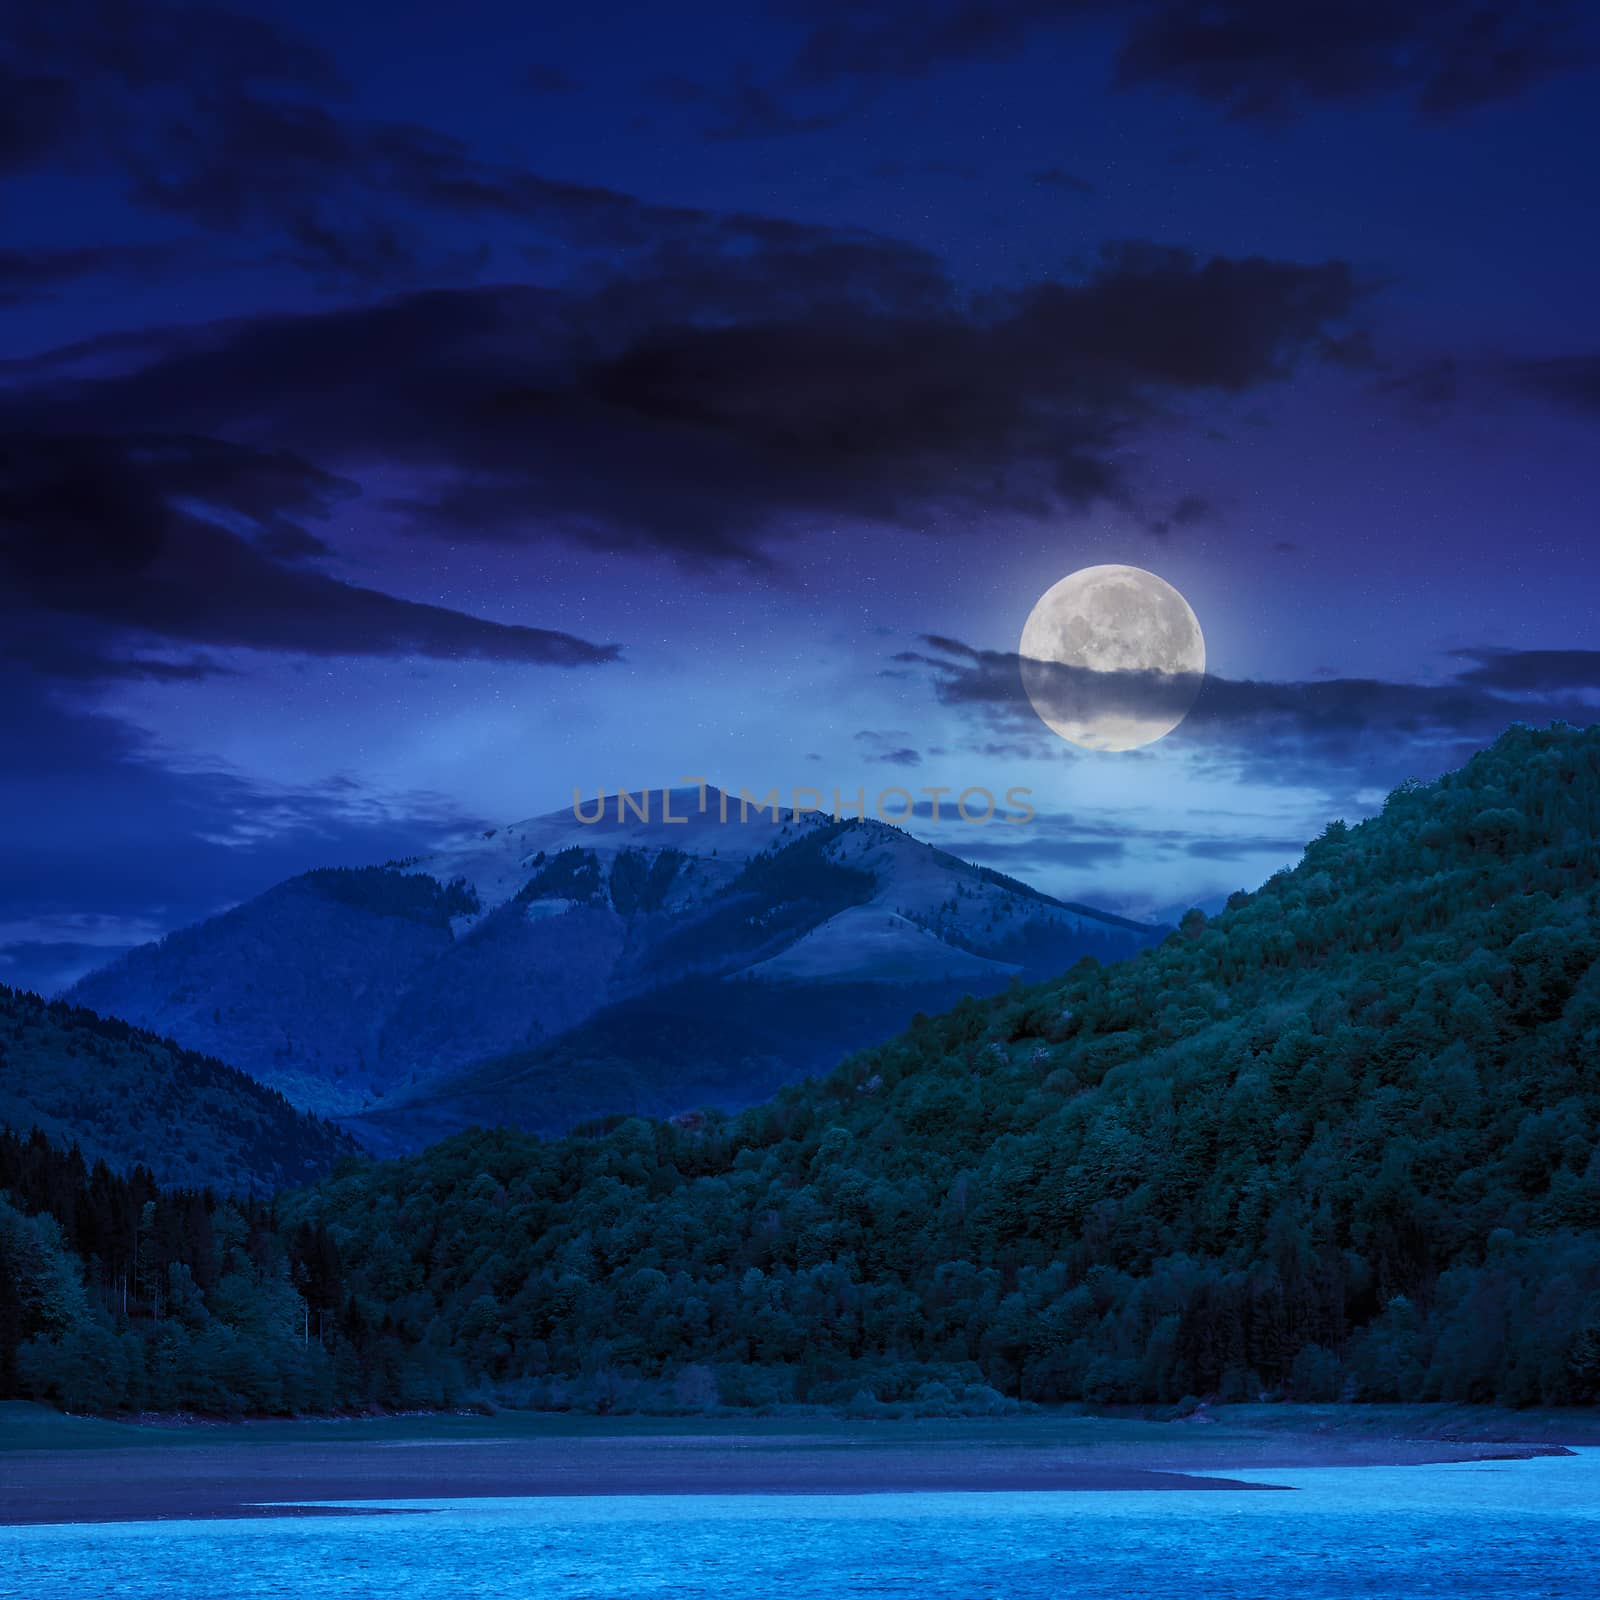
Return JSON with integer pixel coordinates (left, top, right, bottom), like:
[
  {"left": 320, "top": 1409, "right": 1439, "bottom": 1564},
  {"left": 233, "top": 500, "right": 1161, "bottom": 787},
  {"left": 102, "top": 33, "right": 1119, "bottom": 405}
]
[{"left": 4, "top": 0, "right": 1599, "bottom": 992}]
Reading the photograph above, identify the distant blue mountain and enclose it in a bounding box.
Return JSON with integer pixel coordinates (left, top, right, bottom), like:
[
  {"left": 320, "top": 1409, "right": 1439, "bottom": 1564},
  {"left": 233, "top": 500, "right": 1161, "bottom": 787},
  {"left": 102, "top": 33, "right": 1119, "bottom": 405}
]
[{"left": 70, "top": 791, "right": 1165, "bottom": 1145}]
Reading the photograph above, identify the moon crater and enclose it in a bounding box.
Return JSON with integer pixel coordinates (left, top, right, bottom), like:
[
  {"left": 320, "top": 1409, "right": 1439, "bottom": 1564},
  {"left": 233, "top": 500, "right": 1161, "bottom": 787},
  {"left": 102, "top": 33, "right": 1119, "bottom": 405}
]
[{"left": 1019, "top": 564, "right": 1205, "bottom": 751}]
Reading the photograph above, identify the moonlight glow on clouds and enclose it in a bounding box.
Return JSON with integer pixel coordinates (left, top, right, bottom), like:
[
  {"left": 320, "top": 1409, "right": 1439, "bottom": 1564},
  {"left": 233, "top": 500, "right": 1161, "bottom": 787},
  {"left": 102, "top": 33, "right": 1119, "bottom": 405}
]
[{"left": 0, "top": 0, "right": 1597, "bottom": 989}]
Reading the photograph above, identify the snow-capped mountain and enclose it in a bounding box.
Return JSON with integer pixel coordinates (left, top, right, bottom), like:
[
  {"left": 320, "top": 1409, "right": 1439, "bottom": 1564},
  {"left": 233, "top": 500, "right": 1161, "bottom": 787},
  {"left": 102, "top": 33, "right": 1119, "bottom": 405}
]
[{"left": 70, "top": 787, "right": 1164, "bottom": 1144}]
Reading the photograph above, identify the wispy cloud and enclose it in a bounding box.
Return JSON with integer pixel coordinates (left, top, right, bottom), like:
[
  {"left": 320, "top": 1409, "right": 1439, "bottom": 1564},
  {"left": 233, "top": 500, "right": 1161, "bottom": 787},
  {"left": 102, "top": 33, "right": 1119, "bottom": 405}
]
[{"left": 901, "top": 633, "right": 1600, "bottom": 793}]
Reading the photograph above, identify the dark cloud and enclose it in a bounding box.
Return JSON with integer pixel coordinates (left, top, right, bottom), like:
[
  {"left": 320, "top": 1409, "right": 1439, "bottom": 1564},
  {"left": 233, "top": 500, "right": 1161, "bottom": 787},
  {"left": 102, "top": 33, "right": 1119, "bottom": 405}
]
[
  {"left": 716, "top": 1, "right": 1594, "bottom": 139},
  {"left": 905, "top": 634, "right": 1600, "bottom": 791},
  {"left": 1375, "top": 350, "right": 1600, "bottom": 425},
  {"left": 127, "top": 99, "right": 806, "bottom": 257},
  {"left": 0, "top": 7, "right": 1377, "bottom": 586},
  {"left": 5, "top": 0, "right": 1586, "bottom": 317},
  {"left": 1114, "top": 1, "right": 1594, "bottom": 120},
  {"left": 1031, "top": 166, "right": 1097, "bottom": 194},
  {"left": 13, "top": 0, "right": 340, "bottom": 95},
  {"left": 855, "top": 730, "right": 923, "bottom": 766},
  {"left": 1448, "top": 648, "right": 1600, "bottom": 693},
  {"left": 0, "top": 243, "right": 190, "bottom": 306},
  {"left": 6, "top": 627, "right": 239, "bottom": 684},
  {"left": 1190, "top": 672, "right": 1578, "bottom": 763},
  {"left": 703, "top": 79, "right": 862, "bottom": 140},
  {"left": 254, "top": 522, "right": 335, "bottom": 564},
  {"left": 0, "top": 435, "right": 620, "bottom": 670},
  {"left": 1377, "top": 354, "right": 1461, "bottom": 414},
  {"left": 275, "top": 212, "right": 487, "bottom": 293},
  {"left": 4, "top": 239, "right": 1363, "bottom": 566},
  {"left": 904, "top": 639, "right": 1203, "bottom": 745},
  {"left": 1146, "top": 491, "right": 1211, "bottom": 537},
  {"left": 1509, "top": 354, "right": 1600, "bottom": 417},
  {"left": 646, "top": 69, "right": 862, "bottom": 139},
  {"left": 114, "top": 94, "right": 797, "bottom": 285},
  {"left": 0, "top": 0, "right": 341, "bottom": 215},
  {"left": 0, "top": 2, "right": 909, "bottom": 289},
  {"left": 788, "top": 2, "right": 1102, "bottom": 87},
  {"left": 0, "top": 66, "right": 80, "bottom": 175}
]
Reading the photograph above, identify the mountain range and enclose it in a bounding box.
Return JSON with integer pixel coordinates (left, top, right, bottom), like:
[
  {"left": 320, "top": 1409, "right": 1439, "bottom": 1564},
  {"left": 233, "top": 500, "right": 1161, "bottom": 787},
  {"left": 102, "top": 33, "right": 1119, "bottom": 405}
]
[
  {"left": 68, "top": 789, "right": 1163, "bottom": 1148},
  {"left": 10, "top": 723, "right": 1599, "bottom": 1416},
  {"left": 242, "top": 721, "right": 1600, "bottom": 1410}
]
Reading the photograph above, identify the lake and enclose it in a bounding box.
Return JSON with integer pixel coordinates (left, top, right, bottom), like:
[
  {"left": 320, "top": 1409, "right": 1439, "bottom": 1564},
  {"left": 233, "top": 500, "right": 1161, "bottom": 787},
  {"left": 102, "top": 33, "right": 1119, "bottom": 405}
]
[{"left": 5, "top": 1450, "right": 1596, "bottom": 1599}]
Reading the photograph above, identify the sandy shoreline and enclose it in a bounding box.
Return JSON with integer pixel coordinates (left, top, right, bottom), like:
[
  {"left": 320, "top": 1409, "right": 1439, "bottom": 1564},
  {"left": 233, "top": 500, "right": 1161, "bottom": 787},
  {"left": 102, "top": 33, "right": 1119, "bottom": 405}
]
[
  {"left": 0, "top": 1408, "right": 1581, "bottom": 1526},
  {"left": 0, "top": 1442, "right": 1279, "bottom": 1524}
]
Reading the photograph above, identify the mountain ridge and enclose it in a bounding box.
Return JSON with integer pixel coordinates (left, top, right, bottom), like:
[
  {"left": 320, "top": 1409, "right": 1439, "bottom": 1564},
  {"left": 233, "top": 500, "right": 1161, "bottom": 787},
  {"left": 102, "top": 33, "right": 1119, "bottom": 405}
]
[
  {"left": 278, "top": 721, "right": 1600, "bottom": 1409},
  {"left": 69, "top": 792, "right": 1164, "bottom": 1134},
  {"left": 9, "top": 724, "right": 1600, "bottom": 1414},
  {"left": 0, "top": 983, "right": 358, "bottom": 1193}
]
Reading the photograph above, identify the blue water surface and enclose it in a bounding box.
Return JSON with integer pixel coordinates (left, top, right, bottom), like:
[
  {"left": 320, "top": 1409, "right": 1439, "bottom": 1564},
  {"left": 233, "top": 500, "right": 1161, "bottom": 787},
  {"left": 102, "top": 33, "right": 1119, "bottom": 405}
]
[{"left": 5, "top": 1451, "right": 1597, "bottom": 1599}]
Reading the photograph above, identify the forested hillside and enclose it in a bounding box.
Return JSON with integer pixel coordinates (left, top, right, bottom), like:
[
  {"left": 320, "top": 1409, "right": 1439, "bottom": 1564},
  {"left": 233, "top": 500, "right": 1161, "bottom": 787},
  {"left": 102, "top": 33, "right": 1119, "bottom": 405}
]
[
  {"left": 67, "top": 869, "right": 477, "bottom": 1113},
  {"left": 0, "top": 987, "right": 357, "bottom": 1193},
  {"left": 7, "top": 725, "right": 1600, "bottom": 1415},
  {"left": 345, "top": 976, "right": 1010, "bottom": 1157}
]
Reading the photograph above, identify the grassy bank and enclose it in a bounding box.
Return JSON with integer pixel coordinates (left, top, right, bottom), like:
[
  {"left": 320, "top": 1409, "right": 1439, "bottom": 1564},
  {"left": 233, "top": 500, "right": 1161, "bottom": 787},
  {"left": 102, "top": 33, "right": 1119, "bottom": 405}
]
[{"left": 6, "top": 1398, "right": 1598, "bottom": 1453}]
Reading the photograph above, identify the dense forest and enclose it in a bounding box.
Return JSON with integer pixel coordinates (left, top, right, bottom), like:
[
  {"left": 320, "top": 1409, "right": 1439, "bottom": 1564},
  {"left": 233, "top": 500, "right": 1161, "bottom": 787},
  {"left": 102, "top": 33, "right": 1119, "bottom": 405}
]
[
  {"left": 300, "top": 866, "right": 481, "bottom": 926},
  {"left": 0, "top": 986, "right": 357, "bottom": 1193},
  {"left": 347, "top": 975, "right": 1018, "bottom": 1156},
  {"left": 0, "top": 1129, "right": 337, "bottom": 1412},
  {"left": 6, "top": 724, "right": 1600, "bottom": 1416}
]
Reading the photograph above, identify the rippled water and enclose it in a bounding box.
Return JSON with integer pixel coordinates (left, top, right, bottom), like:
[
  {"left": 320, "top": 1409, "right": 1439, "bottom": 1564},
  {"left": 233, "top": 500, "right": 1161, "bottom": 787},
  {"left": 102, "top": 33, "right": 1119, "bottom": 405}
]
[{"left": 5, "top": 1452, "right": 1597, "bottom": 1599}]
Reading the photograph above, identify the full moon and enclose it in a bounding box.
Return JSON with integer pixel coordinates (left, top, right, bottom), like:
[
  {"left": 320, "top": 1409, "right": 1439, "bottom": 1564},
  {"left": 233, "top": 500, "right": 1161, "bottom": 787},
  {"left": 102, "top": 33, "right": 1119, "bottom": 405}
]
[{"left": 1019, "top": 564, "right": 1205, "bottom": 751}]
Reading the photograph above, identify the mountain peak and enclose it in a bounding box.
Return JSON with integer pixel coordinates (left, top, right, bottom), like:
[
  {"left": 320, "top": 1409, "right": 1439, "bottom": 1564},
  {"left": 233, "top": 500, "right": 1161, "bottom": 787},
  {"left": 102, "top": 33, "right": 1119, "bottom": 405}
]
[{"left": 70, "top": 789, "right": 1161, "bottom": 1135}]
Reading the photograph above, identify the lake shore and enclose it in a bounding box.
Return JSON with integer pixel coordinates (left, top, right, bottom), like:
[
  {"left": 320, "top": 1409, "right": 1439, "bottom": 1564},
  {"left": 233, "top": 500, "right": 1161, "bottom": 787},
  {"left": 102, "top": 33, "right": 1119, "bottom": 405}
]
[{"left": 2, "top": 1403, "right": 1590, "bottom": 1526}]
